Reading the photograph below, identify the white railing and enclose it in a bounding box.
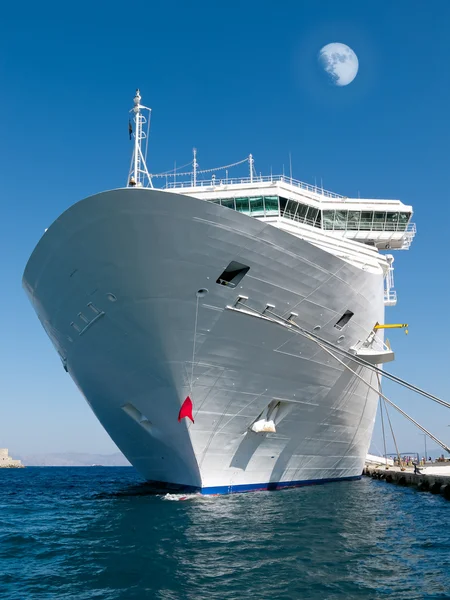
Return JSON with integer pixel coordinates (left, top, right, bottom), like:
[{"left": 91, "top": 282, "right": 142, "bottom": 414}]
[
  {"left": 402, "top": 224, "right": 416, "bottom": 249},
  {"left": 352, "top": 332, "right": 392, "bottom": 355},
  {"left": 164, "top": 174, "right": 345, "bottom": 199},
  {"left": 323, "top": 221, "right": 416, "bottom": 234},
  {"left": 384, "top": 290, "right": 398, "bottom": 306},
  {"left": 281, "top": 211, "right": 416, "bottom": 237},
  {"left": 281, "top": 213, "right": 321, "bottom": 229}
]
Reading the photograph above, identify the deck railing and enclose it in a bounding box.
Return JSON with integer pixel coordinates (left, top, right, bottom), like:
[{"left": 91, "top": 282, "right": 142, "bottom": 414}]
[
  {"left": 280, "top": 210, "right": 416, "bottom": 236},
  {"left": 322, "top": 221, "right": 417, "bottom": 234},
  {"left": 164, "top": 174, "right": 345, "bottom": 199}
]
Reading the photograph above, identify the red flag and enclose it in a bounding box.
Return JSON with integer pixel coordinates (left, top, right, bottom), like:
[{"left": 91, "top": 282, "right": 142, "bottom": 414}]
[{"left": 178, "top": 396, "right": 194, "bottom": 423}]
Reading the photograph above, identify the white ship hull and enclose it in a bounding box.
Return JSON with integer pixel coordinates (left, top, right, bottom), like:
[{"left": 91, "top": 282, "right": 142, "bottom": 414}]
[{"left": 23, "top": 188, "right": 385, "bottom": 493}]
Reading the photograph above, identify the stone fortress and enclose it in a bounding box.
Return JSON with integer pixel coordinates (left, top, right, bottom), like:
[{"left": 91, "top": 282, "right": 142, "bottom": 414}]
[{"left": 0, "top": 448, "right": 23, "bottom": 468}]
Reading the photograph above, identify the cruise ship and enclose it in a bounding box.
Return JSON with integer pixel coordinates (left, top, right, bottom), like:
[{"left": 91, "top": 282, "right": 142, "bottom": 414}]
[{"left": 23, "top": 91, "right": 415, "bottom": 494}]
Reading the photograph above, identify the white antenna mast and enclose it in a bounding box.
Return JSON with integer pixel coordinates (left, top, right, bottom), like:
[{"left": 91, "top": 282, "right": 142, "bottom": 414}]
[
  {"left": 127, "top": 89, "right": 153, "bottom": 188},
  {"left": 193, "top": 148, "right": 198, "bottom": 186},
  {"left": 249, "top": 154, "right": 254, "bottom": 183}
]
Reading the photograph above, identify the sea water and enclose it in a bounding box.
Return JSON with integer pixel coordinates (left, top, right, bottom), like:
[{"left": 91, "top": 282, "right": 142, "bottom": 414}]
[{"left": 0, "top": 467, "right": 449, "bottom": 599}]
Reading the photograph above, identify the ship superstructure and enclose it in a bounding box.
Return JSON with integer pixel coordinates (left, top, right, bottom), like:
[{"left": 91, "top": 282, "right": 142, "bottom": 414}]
[{"left": 23, "top": 91, "right": 415, "bottom": 493}]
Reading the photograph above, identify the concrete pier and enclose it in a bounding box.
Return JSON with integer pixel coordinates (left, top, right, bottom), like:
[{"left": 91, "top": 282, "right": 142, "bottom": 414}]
[
  {"left": 0, "top": 448, "right": 23, "bottom": 468},
  {"left": 364, "top": 464, "right": 450, "bottom": 499}
]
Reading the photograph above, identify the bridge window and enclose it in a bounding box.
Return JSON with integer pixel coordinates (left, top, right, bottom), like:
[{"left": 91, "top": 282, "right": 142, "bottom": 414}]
[
  {"left": 221, "top": 198, "right": 235, "bottom": 210},
  {"left": 315, "top": 209, "right": 322, "bottom": 227},
  {"left": 281, "top": 198, "right": 322, "bottom": 228},
  {"left": 307, "top": 207, "right": 321, "bottom": 227},
  {"left": 360, "top": 211, "right": 373, "bottom": 230},
  {"left": 373, "top": 212, "right": 386, "bottom": 230},
  {"left": 332, "top": 210, "right": 347, "bottom": 230},
  {"left": 397, "top": 212, "right": 411, "bottom": 230},
  {"left": 296, "top": 203, "right": 308, "bottom": 221},
  {"left": 323, "top": 210, "right": 335, "bottom": 230},
  {"left": 322, "top": 210, "right": 411, "bottom": 232},
  {"left": 209, "top": 196, "right": 411, "bottom": 234},
  {"left": 264, "top": 196, "right": 279, "bottom": 215},
  {"left": 284, "top": 199, "right": 298, "bottom": 219},
  {"left": 347, "top": 211, "right": 360, "bottom": 230},
  {"left": 250, "top": 197, "right": 264, "bottom": 216},
  {"left": 235, "top": 197, "right": 250, "bottom": 214}
]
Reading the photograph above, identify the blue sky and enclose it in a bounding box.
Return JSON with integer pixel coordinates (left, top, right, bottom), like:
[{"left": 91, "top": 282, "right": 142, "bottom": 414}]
[{"left": 1, "top": 1, "right": 450, "bottom": 457}]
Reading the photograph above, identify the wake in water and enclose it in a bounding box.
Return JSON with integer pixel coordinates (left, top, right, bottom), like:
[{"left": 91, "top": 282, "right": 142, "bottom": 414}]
[{"left": 162, "top": 493, "right": 201, "bottom": 501}]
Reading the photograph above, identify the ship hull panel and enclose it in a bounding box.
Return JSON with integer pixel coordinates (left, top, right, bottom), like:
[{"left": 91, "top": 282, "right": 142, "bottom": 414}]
[{"left": 23, "top": 188, "right": 385, "bottom": 493}]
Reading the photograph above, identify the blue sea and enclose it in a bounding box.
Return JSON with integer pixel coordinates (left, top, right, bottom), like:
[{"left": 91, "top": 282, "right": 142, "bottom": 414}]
[{"left": 0, "top": 468, "right": 449, "bottom": 599}]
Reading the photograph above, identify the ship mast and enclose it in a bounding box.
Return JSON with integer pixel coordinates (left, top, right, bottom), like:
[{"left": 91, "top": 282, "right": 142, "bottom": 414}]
[{"left": 127, "top": 89, "right": 153, "bottom": 188}]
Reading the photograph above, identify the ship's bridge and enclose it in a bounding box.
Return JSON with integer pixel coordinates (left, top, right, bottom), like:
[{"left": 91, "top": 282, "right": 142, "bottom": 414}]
[
  {"left": 167, "top": 175, "right": 415, "bottom": 252},
  {"left": 124, "top": 92, "right": 412, "bottom": 308}
]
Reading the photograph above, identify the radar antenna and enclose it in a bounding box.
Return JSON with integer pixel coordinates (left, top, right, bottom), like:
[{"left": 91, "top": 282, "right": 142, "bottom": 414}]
[{"left": 127, "top": 89, "right": 153, "bottom": 188}]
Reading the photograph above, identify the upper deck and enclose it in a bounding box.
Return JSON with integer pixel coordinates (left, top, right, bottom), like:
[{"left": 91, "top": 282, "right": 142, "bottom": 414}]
[
  {"left": 125, "top": 90, "right": 412, "bottom": 305},
  {"left": 165, "top": 175, "right": 415, "bottom": 251}
]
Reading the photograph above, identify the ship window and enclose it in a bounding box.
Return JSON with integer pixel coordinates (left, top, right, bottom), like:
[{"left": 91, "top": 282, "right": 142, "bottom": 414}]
[
  {"left": 334, "top": 211, "right": 347, "bottom": 230},
  {"left": 279, "top": 197, "right": 288, "bottom": 215},
  {"left": 323, "top": 210, "right": 335, "bottom": 230},
  {"left": 306, "top": 207, "right": 319, "bottom": 225},
  {"left": 216, "top": 261, "right": 250, "bottom": 288},
  {"left": 373, "top": 212, "right": 386, "bottom": 230},
  {"left": 334, "top": 310, "right": 354, "bottom": 330},
  {"left": 222, "top": 198, "right": 235, "bottom": 210},
  {"left": 264, "top": 196, "right": 279, "bottom": 215},
  {"left": 296, "top": 203, "right": 308, "bottom": 222},
  {"left": 250, "top": 196, "right": 264, "bottom": 216},
  {"left": 315, "top": 210, "right": 322, "bottom": 227},
  {"left": 347, "top": 211, "right": 360, "bottom": 230},
  {"left": 385, "top": 212, "right": 399, "bottom": 231},
  {"left": 284, "top": 200, "right": 298, "bottom": 219},
  {"left": 397, "top": 212, "right": 410, "bottom": 231},
  {"left": 279, "top": 198, "right": 322, "bottom": 228},
  {"left": 360, "top": 211, "right": 373, "bottom": 230},
  {"left": 235, "top": 197, "right": 250, "bottom": 214}
]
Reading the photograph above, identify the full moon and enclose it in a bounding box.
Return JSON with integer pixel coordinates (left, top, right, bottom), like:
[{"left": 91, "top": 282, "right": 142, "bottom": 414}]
[{"left": 318, "top": 43, "right": 359, "bottom": 86}]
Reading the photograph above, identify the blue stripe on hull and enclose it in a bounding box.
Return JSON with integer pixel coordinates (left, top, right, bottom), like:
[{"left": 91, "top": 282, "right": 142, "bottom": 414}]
[
  {"left": 141, "top": 475, "right": 362, "bottom": 496},
  {"left": 200, "top": 475, "right": 361, "bottom": 495}
]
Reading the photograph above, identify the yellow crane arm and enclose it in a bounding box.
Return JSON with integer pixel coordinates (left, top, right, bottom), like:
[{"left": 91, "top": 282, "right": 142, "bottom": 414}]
[{"left": 374, "top": 322, "right": 408, "bottom": 334}]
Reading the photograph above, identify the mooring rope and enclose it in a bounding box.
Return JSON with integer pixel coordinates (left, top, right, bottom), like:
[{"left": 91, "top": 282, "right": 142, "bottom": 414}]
[
  {"left": 378, "top": 371, "right": 403, "bottom": 468},
  {"left": 226, "top": 302, "right": 450, "bottom": 453},
  {"left": 303, "top": 333, "right": 450, "bottom": 454},
  {"left": 379, "top": 395, "right": 388, "bottom": 469}
]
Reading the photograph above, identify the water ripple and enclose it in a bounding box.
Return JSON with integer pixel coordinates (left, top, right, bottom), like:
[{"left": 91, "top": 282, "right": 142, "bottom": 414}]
[{"left": 0, "top": 468, "right": 449, "bottom": 599}]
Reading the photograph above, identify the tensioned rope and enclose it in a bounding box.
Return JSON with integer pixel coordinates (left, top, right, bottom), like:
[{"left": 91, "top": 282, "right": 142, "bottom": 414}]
[
  {"left": 152, "top": 160, "right": 194, "bottom": 177},
  {"left": 377, "top": 372, "right": 402, "bottom": 467},
  {"left": 262, "top": 307, "right": 450, "bottom": 412},
  {"left": 379, "top": 395, "right": 388, "bottom": 469},
  {"left": 299, "top": 327, "right": 450, "bottom": 454},
  {"left": 150, "top": 156, "right": 250, "bottom": 179},
  {"left": 376, "top": 373, "right": 403, "bottom": 469},
  {"left": 227, "top": 302, "right": 450, "bottom": 453}
]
